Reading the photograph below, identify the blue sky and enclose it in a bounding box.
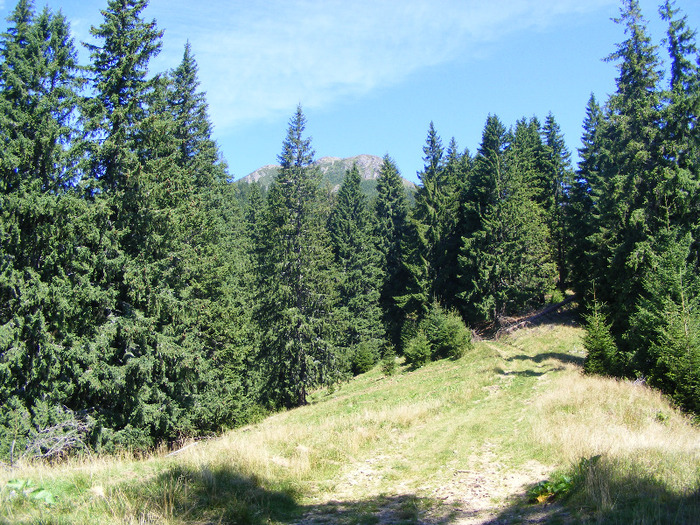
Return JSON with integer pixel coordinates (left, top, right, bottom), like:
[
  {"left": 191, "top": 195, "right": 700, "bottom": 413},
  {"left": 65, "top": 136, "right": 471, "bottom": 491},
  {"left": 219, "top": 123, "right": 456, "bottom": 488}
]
[{"left": 2, "top": 0, "right": 699, "bottom": 183}]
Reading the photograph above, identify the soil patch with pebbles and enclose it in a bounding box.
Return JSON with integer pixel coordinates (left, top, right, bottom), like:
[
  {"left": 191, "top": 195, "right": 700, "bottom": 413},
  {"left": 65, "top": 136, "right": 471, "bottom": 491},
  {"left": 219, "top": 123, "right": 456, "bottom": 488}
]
[{"left": 298, "top": 444, "right": 570, "bottom": 524}]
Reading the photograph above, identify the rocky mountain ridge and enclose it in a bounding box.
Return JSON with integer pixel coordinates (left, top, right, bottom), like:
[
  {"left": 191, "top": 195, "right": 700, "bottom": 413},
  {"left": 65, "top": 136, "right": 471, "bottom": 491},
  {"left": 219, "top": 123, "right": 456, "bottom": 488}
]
[{"left": 238, "top": 154, "right": 416, "bottom": 194}]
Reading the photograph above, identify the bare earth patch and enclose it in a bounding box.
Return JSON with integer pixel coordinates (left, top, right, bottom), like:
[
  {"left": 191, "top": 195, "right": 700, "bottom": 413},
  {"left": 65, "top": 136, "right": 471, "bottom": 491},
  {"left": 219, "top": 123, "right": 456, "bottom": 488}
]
[{"left": 298, "top": 442, "right": 569, "bottom": 524}]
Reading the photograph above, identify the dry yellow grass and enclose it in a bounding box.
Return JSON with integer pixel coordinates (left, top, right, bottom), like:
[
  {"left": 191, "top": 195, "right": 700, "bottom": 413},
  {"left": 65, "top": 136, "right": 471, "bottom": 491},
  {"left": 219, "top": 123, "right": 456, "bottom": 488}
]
[{"left": 534, "top": 373, "right": 699, "bottom": 460}]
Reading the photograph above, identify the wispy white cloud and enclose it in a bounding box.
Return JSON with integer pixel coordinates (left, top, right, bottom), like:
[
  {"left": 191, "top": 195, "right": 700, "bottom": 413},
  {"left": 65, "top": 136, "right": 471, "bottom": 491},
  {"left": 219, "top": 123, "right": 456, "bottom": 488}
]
[{"left": 78, "top": 0, "right": 618, "bottom": 131}]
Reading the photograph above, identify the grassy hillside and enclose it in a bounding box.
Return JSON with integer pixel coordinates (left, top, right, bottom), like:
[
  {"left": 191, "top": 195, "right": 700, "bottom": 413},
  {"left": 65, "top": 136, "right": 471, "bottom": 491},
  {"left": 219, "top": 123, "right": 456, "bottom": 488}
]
[{"left": 1, "top": 320, "right": 698, "bottom": 524}]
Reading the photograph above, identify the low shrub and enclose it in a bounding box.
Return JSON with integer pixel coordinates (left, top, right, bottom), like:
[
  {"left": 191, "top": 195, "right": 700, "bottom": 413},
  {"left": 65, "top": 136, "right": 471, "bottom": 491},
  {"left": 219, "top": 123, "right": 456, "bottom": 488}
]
[
  {"left": 403, "top": 331, "right": 432, "bottom": 370},
  {"left": 583, "top": 301, "right": 619, "bottom": 376},
  {"left": 351, "top": 341, "right": 380, "bottom": 375},
  {"left": 403, "top": 302, "right": 472, "bottom": 370},
  {"left": 380, "top": 344, "right": 398, "bottom": 376},
  {"left": 422, "top": 304, "right": 472, "bottom": 360}
]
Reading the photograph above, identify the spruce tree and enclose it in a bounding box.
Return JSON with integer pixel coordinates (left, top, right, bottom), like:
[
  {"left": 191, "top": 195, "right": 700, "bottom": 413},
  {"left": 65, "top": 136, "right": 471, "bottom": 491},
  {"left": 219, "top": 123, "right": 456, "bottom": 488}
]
[
  {"left": 395, "top": 212, "right": 431, "bottom": 329},
  {"left": 444, "top": 137, "right": 471, "bottom": 196},
  {"left": 660, "top": 0, "right": 698, "bottom": 95},
  {"left": 542, "top": 113, "right": 574, "bottom": 290},
  {"left": 167, "top": 41, "right": 227, "bottom": 186},
  {"left": 139, "top": 80, "right": 253, "bottom": 435},
  {"left": 0, "top": 0, "right": 254, "bottom": 455},
  {"left": 658, "top": 0, "right": 699, "bottom": 240},
  {"left": 328, "top": 164, "right": 385, "bottom": 373},
  {"left": 0, "top": 1, "right": 115, "bottom": 457},
  {"left": 162, "top": 43, "right": 248, "bottom": 392},
  {"left": 373, "top": 155, "right": 410, "bottom": 348},
  {"left": 583, "top": 300, "right": 619, "bottom": 376},
  {"left": 628, "top": 229, "right": 699, "bottom": 412},
  {"left": 398, "top": 125, "right": 443, "bottom": 325},
  {"left": 410, "top": 123, "right": 462, "bottom": 310},
  {"left": 577, "top": 1, "right": 700, "bottom": 416},
  {"left": 588, "top": 0, "right": 663, "bottom": 343},
  {"left": 77, "top": 0, "right": 251, "bottom": 446},
  {"left": 254, "top": 106, "right": 341, "bottom": 408},
  {"left": 568, "top": 94, "right": 604, "bottom": 299},
  {"left": 0, "top": 0, "right": 82, "bottom": 193},
  {"left": 82, "top": 0, "right": 163, "bottom": 192},
  {"left": 459, "top": 116, "right": 555, "bottom": 326},
  {"left": 459, "top": 114, "right": 508, "bottom": 323},
  {"left": 76, "top": 0, "right": 166, "bottom": 447}
]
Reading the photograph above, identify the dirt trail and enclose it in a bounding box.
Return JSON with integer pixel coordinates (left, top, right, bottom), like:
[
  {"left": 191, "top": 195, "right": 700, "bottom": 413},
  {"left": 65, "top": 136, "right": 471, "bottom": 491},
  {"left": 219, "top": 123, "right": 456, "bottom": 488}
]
[
  {"left": 299, "top": 305, "right": 580, "bottom": 524},
  {"left": 298, "top": 443, "right": 566, "bottom": 524}
]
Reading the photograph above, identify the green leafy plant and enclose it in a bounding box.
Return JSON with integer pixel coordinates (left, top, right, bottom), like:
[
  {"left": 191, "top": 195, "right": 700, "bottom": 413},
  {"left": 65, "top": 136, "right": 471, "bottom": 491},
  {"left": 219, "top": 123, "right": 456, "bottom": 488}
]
[
  {"left": 6, "top": 479, "right": 56, "bottom": 505},
  {"left": 528, "top": 473, "right": 574, "bottom": 504},
  {"left": 529, "top": 455, "right": 603, "bottom": 504}
]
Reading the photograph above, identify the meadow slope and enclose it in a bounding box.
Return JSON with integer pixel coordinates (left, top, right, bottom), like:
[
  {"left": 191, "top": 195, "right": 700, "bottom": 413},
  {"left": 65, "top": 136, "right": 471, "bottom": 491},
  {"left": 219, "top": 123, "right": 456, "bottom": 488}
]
[{"left": 1, "top": 320, "right": 698, "bottom": 524}]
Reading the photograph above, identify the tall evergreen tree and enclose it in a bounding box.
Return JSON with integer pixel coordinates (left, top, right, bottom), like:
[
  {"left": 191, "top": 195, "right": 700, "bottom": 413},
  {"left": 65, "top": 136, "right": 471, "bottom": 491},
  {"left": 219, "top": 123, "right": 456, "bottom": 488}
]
[
  {"left": 542, "top": 113, "right": 574, "bottom": 289},
  {"left": 588, "top": 0, "right": 663, "bottom": 341},
  {"left": 328, "top": 164, "right": 385, "bottom": 373},
  {"left": 72, "top": 0, "right": 168, "bottom": 447},
  {"left": 628, "top": 229, "right": 699, "bottom": 413},
  {"left": 459, "top": 116, "right": 555, "bottom": 326},
  {"left": 658, "top": 0, "right": 700, "bottom": 240},
  {"left": 400, "top": 123, "right": 444, "bottom": 321},
  {"left": 0, "top": 0, "right": 81, "bottom": 193},
  {"left": 514, "top": 116, "right": 548, "bottom": 203},
  {"left": 577, "top": 2, "right": 700, "bottom": 415},
  {"left": 568, "top": 94, "right": 604, "bottom": 299},
  {"left": 444, "top": 137, "right": 471, "bottom": 192},
  {"left": 163, "top": 45, "right": 258, "bottom": 425},
  {"left": 133, "top": 81, "right": 253, "bottom": 436},
  {"left": 0, "top": 1, "right": 116, "bottom": 457},
  {"left": 660, "top": 0, "right": 699, "bottom": 94},
  {"left": 73, "top": 0, "right": 250, "bottom": 446},
  {"left": 254, "top": 106, "right": 341, "bottom": 408},
  {"left": 166, "top": 41, "right": 227, "bottom": 186},
  {"left": 0, "top": 0, "right": 35, "bottom": 195},
  {"left": 374, "top": 155, "right": 410, "bottom": 348},
  {"left": 458, "top": 114, "right": 508, "bottom": 323},
  {"left": 409, "top": 123, "right": 463, "bottom": 310},
  {"left": 82, "top": 0, "right": 163, "bottom": 192}
]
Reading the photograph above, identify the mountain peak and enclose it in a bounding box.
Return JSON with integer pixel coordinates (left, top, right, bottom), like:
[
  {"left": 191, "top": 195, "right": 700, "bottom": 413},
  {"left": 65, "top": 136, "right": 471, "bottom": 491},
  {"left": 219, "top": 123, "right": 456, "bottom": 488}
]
[{"left": 237, "top": 154, "right": 416, "bottom": 193}]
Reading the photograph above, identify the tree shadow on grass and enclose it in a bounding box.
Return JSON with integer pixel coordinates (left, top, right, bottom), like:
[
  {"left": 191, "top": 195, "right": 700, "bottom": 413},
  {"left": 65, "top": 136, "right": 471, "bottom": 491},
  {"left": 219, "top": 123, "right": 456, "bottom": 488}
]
[
  {"left": 119, "top": 462, "right": 464, "bottom": 525},
  {"left": 483, "top": 455, "right": 700, "bottom": 525},
  {"left": 493, "top": 366, "right": 552, "bottom": 378},
  {"left": 119, "top": 463, "right": 298, "bottom": 524},
  {"left": 109, "top": 452, "right": 700, "bottom": 524},
  {"left": 506, "top": 352, "right": 584, "bottom": 368},
  {"left": 295, "top": 494, "right": 463, "bottom": 525}
]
